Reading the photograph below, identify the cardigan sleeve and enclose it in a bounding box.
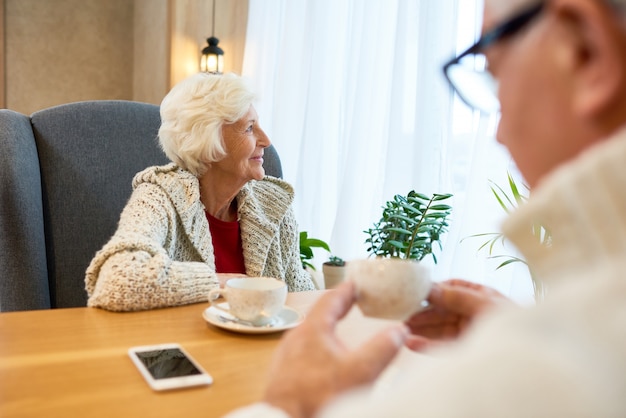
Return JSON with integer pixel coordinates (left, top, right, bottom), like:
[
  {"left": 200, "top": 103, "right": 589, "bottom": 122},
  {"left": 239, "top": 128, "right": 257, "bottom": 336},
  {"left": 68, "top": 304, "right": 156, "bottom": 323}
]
[
  {"left": 238, "top": 177, "right": 315, "bottom": 291},
  {"left": 85, "top": 183, "right": 219, "bottom": 311},
  {"left": 279, "top": 206, "right": 316, "bottom": 292}
]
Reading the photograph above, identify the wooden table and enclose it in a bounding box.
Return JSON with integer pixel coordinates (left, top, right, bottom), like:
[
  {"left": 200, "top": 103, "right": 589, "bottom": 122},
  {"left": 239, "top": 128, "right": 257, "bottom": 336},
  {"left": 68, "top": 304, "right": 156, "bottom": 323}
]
[{"left": 0, "top": 291, "right": 404, "bottom": 418}]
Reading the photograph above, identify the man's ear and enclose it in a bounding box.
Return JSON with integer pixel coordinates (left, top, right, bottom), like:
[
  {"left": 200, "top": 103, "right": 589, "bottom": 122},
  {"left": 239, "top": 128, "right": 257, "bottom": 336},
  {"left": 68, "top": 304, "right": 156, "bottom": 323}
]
[{"left": 551, "top": 0, "right": 625, "bottom": 119}]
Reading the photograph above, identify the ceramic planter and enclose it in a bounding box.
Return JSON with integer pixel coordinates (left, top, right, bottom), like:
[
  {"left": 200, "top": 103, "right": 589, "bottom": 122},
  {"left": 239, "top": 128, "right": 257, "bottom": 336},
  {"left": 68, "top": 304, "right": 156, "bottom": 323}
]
[{"left": 322, "top": 263, "right": 346, "bottom": 289}]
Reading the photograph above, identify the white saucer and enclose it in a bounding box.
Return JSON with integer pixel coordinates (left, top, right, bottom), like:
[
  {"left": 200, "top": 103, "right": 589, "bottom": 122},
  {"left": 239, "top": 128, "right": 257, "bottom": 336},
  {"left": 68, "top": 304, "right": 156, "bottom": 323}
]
[{"left": 202, "top": 303, "right": 305, "bottom": 334}]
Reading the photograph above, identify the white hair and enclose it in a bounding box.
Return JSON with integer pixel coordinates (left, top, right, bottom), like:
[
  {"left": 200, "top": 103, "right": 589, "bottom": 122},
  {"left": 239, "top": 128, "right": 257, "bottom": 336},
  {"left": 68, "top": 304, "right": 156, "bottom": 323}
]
[{"left": 158, "top": 72, "right": 256, "bottom": 177}]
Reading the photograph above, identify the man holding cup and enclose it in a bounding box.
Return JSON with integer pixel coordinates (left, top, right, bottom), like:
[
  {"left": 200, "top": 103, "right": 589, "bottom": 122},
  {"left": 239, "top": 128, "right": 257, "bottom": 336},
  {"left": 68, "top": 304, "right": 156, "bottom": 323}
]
[{"left": 226, "top": 0, "right": 626, "bottom": 416}]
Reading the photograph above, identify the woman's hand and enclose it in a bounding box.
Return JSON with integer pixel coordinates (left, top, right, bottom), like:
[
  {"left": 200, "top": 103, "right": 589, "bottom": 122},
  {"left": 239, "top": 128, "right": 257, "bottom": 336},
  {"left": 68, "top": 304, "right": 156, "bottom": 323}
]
[
  {"left": 404, "top": 279, "right": 512, "bottom": 352},
  {"left": 264, "top": 281, "right": 409, "bottom": 418}
]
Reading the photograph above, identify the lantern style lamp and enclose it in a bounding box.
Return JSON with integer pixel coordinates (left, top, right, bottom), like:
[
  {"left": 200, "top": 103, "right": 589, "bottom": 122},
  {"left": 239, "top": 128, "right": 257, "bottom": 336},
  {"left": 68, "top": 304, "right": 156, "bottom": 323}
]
[{"left": 200, "top": 36, "right": 224, "bottom": 73}]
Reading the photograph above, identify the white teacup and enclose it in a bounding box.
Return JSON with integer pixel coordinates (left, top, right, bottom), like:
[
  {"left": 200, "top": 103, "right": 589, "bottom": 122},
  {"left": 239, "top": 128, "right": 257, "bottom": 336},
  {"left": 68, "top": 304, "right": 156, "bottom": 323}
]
[
  {"left": 208, "top": 277, "right": 287, "bottom": 326},
  {"left": 346, "top": 258, "right": 432, "bottom": 320}
]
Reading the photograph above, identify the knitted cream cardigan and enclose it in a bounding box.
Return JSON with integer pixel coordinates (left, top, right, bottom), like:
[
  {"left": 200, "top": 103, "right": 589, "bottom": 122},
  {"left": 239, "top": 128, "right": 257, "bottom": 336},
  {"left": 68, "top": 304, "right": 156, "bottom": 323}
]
[{"left": 85, "top": 164, "right": 314, "bottom": 312}]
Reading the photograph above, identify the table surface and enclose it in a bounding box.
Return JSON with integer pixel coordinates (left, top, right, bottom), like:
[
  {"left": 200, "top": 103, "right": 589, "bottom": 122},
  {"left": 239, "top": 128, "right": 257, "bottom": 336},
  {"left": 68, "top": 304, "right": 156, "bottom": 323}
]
[{"left": 0, "top": 290, "right": 402, "bottom": 418}]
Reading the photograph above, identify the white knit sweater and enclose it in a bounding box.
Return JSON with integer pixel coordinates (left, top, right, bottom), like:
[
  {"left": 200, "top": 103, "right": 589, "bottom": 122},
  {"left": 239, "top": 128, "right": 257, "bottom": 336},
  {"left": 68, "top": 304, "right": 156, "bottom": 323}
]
[
  {"left": 503, "top": 125, "right": 626, "bottom": 290},
  {"left": 85, "top": 164, "right": 314, "bottom": 312}
]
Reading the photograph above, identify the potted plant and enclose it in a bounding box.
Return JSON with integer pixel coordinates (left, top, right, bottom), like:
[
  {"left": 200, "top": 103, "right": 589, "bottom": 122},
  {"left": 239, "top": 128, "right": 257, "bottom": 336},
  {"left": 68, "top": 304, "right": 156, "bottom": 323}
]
[
  {"left": 299, "top": 231, "right": 331, "bottom": 289},
  {"left": 364, "top": 191, "right": 453, "bottom": 263},
  {"left": 462, "top": 172, "right": 550, "bottom": 300},
  {"left": 322, "top": 255, "right": 346, "bottom": 289},
  {"left": 299, "top": 231, "right": 330, "bottom": 270}
]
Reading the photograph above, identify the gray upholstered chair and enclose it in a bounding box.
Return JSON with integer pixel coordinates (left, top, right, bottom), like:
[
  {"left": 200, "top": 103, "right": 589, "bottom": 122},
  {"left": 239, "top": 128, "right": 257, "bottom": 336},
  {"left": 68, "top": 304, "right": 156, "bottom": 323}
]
[
  {"left": 0, "top": 110, "right": 50, "bottom": 311},
  {"left": 31, "top": 101, "right": 169, "bottom": 309},
  {"left": 0, "top": 100, "right": 283, "bottom": 311}
]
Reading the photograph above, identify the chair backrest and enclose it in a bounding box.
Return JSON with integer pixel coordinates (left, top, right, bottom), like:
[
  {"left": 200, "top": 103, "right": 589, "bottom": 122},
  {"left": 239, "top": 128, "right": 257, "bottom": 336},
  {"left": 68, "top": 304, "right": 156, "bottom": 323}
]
[
  {"left": 31, "top": 100, "right": 169, "bottom": 308},
  {"left": 264, "top": 142, "right": 282, "bottom": 179},
  {"left": 0, "top": 100, "right": 283, "bottom": 310},
  {"left": 0, "top": 110, "right": 51, "bottom": 311}
]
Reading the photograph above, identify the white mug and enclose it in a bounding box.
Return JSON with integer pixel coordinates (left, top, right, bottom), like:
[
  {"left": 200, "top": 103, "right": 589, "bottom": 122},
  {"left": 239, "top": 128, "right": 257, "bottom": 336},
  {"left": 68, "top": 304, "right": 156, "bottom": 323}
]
[
  {"left": 208, "top": 277, "right": 287, "bottom": 326},
  {"left": 346, "top": 258, "right": 432, "bottom": 320}
]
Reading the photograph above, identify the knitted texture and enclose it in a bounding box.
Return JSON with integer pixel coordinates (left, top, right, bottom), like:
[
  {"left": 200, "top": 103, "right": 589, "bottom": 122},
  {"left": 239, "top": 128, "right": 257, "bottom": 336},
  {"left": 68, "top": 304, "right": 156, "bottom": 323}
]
[
  {"left": 503, "top": 126, "right": 626, "bottom": 287},
  {"left": 85, "top": 163, "right": 314, "bottom": 312}
]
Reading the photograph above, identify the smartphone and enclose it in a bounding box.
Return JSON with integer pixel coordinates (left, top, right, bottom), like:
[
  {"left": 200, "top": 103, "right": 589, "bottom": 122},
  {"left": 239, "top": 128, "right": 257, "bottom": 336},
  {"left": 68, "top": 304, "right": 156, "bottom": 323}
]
[{"left": 128, "top": 343, "right": 213, "bottom": 391}]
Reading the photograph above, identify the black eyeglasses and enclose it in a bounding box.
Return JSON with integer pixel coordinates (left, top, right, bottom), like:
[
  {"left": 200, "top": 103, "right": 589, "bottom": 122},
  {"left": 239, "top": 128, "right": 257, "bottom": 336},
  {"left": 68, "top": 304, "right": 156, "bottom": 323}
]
[{"left": 442, "top": 1, "right": 546, "bottom": 114}]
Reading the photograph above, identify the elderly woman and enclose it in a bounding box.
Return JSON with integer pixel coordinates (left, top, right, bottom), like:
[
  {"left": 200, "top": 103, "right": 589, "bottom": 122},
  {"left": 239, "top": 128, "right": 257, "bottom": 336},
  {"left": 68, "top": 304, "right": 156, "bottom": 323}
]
[{"left": 85, "top": 72, "right": 314, "bottom": 312}]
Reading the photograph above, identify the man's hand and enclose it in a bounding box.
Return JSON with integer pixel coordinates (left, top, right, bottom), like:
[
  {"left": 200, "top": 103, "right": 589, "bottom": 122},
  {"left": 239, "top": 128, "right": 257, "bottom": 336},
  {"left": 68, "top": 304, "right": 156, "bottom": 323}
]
[
  {"left": 264, "top": 281, "right": 409, "bottom": 418},
  {"left": 404, "top": 279, "right": 512, "bottom": 351}
]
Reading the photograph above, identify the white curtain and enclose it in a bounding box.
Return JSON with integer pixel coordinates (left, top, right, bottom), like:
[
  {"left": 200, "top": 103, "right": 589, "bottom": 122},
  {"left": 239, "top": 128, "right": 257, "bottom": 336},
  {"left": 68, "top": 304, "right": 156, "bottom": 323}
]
[{"left": 242, "top": 0, "right": 534, "bottom": 302}]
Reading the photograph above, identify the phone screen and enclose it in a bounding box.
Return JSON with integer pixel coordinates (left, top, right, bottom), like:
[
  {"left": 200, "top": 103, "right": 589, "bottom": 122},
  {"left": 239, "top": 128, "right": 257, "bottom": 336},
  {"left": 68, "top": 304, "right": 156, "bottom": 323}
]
[{"left": 134, "top": 347, "right": 203, "bottom": 379}]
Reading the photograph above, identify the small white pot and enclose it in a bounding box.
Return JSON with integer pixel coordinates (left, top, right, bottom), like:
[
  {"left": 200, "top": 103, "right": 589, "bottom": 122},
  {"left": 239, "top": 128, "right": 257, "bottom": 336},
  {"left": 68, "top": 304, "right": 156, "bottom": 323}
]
[{"left": 322, "top": 263, "right": 347, "bottom": 289}]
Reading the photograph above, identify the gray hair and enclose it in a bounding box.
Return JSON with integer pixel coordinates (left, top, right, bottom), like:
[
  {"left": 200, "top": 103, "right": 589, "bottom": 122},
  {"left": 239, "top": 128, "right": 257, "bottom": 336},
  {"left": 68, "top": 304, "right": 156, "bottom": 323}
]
[
  {"left": 158, "top": 72, "right": 256, "bottom": 177},
  {"left": 599, "top": 0, "right": 625, "bottom": 24},
  {"left": 486, "top": 0, "right": 626, "bottom": 20}
]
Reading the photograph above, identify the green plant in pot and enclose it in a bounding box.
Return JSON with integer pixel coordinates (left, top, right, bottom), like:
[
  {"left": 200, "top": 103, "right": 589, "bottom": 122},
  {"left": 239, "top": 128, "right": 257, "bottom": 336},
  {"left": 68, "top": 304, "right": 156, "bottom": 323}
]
[
  {"left": 364, "top": 191, "right": 453, "bottom": 263},
  {"left": 322, "top": 255, "right": 346, "bottom": 289},
  {"left": 325, "top": 255, "right": 345, "bottom": 267},
  {"left": 463, "top": 172, "right": 550, "bottom": 300},
  {"left": 357, "top": 191, "right": 452, "bottom": 314}
]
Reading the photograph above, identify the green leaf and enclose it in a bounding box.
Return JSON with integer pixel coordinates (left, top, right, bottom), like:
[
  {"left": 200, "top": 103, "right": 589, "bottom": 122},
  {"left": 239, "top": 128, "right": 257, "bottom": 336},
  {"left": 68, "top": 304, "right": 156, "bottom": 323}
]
[
  {"left": 489, "top": 184, "right": 512, "bottom": 213},
  {"left": 300, "top": 231, "right": 331, "bottom": 269},
  {"left": 424, "top": 212, "right": 449, "bottom": 219},
  {"left": 489, "top": 255, "right": 527, "bottom": 270},
  {"left": 399, "top": 203, "right": 423, "bottom": 215},
  {"left": 429, "top": 204, "right": 452, "bottom": 211},
  {"left": 475, "top": 238, "right": 496, "bottom": 253},
  {"left": 487, "top": 234, "right": 505, "bottom": 255},
  {"left": 406, "top": 198, "right": 427, "bottom": 208},
  {"left": 302, "top": 238, "right": 330, "bottom": 252},
  {"left": 412, "top": 192, "right": 430, "bottom": 200},
  {"left": 365, "top": 190, "right": 452, "bottom": 260},
  {"left": 507, "top": 171, "right": 525, "bottom": 205},
  {"left": 302, "top": 260, "right": 316, "bottom": 270},
  {"left": 300, "top": 247, "right": 313, "bottom": 259},
  {"left": 384, "top": 227, "right": 413, "bottom": 235},
  {"left": 388, "top": 240, "right": 407, "bottom": 250},
  {"left": 386, "top": 214, "right": 417, "bottom": 224}
]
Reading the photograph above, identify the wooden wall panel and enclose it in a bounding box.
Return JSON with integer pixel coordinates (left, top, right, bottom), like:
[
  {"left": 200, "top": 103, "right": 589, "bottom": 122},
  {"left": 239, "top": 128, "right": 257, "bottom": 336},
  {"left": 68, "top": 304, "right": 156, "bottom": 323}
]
[
  {"left": 133, "top": 0, "right": 170, "bottom": 104},
  {"left": 170, "top": 0, "right": 212, "bottom": 87},
  {"left": 4, "top": 0, "right": 133, "bottom": 115},
  {"left": 170, "top": 0, "right": 248, "bottom": 87},
  {"left": 0, "top": 0, "right": 248, "bottom": 113},
  {"left": 0, "top": 0, "right": 4, "bottom": 109},
  {"left": 215, "top": 0, "right": 248, "bottom": 77}
]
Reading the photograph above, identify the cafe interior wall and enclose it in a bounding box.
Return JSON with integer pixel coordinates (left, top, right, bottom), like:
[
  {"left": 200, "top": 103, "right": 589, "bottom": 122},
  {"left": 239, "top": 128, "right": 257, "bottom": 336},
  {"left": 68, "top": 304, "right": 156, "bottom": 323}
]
[{"left": 0, "top": 0, "right": 248, "bottom": 115}]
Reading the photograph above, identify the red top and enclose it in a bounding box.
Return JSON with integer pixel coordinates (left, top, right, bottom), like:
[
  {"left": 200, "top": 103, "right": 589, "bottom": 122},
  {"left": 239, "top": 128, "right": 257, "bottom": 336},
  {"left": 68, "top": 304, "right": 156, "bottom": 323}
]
[{"left": 205, "top": 212, "right": 246, "bottom": 274}]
